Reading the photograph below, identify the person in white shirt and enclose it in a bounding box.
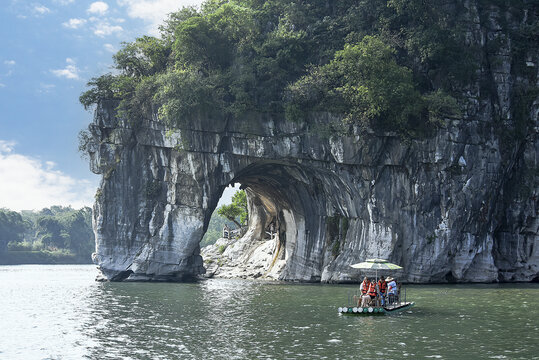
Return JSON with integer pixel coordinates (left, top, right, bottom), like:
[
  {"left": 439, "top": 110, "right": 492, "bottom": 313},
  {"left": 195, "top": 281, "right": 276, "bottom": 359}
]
[{"left": 386, "top": 277, "right": 398, "bottom": 305}]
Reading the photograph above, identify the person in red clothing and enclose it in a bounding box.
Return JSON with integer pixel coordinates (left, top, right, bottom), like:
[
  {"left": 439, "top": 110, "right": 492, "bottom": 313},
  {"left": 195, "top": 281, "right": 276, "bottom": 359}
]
[
  {"left": 355, "top": 277, "right": 372, "bottom": 307},
  {"left": 378, "top": 276, "right": 387, "bottom": 306},
  {"left": 360, "top": 277, "right": 370, "bottom": 295},
  {"left": 367, "top": 280, "right": 377, "bottom": 305}
]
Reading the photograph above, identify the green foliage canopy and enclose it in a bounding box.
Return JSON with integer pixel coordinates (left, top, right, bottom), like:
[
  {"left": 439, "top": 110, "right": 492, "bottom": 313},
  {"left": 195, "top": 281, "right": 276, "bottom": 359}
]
[
  {"left": 286, "top": 35, "right": 459, "bottom": 135},
  {"left": 0, "top": 209, "right": 27, "bottom": 251},
  {"left": 79, "top": 0, "right": 537, "bottom": 139},
  {"left": 114, "top": 36, "right": 170, "bottom": 78}
]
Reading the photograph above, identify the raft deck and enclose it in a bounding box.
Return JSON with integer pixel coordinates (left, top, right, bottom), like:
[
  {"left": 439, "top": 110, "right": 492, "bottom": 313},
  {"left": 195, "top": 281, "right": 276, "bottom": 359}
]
[{"left": 338, "top": 302, "right": 415, "bottom": 315}]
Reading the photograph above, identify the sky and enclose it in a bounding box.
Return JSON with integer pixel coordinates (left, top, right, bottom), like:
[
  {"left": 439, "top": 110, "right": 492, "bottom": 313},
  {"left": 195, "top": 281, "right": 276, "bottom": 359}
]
[{"left": 0, "top": 0, "right": 208, "bottom": 211}]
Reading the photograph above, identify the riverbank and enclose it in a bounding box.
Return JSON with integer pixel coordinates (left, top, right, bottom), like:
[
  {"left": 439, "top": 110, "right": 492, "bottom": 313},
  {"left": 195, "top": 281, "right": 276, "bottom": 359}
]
[{"left": 0, "top": 251, "right": 92, "bottom": 265}]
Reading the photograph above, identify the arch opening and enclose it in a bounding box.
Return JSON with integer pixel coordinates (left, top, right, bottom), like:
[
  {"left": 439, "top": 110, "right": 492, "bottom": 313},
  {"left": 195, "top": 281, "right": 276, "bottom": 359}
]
[{"left": 199, "top": 161, "right": 347, "bottom": 282}]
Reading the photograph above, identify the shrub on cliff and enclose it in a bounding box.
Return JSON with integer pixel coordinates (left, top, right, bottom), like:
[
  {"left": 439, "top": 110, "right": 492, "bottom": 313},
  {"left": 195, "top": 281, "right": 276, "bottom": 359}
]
[{"left": 285, "top": 36, "right": 459, "bottom": 135}]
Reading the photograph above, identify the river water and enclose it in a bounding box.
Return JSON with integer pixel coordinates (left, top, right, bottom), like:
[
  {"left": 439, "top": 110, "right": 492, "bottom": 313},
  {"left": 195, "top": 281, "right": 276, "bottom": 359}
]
[{"left": 0, "top": 265, "right": 538, "bottom": 360}]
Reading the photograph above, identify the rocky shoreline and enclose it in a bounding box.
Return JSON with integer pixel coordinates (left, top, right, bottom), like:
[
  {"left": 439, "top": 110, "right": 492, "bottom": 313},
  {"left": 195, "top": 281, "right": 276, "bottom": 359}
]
[{"left": 201, "top": 235, "right": 282, "bottom": 281}]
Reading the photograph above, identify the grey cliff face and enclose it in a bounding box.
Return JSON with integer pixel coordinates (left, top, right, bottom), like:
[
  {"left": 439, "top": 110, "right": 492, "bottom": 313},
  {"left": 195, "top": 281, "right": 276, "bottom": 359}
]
[{"left": 87, "top": 2, "right": 538, "bottom": 283}]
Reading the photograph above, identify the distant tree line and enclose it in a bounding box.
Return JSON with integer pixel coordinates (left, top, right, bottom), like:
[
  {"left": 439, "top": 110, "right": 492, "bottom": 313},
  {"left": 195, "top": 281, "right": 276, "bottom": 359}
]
[
  {"left": 0, "top": 192, "right": 245, "bottom": 258},
  {"left": 201, "top": 212, "right": 234, "bottom": 248},
  {"left": 0, "top": 206, "right": 94, "bottom": 264}
]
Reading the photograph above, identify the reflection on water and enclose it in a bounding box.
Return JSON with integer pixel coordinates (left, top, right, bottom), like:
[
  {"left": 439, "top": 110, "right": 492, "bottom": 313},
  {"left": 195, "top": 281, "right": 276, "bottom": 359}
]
[{"left": 0, "top": 265, "right": 538, "bottom": 359}]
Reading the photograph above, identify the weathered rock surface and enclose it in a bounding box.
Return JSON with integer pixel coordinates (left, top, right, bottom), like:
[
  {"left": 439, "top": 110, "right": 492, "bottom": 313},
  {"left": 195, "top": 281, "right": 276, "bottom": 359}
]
[
  {"left": 201, "top": 235, "right": 282, "bottom": 280},
  {"left": 87, "top": 2, "right": 538, "bottom": 283}
]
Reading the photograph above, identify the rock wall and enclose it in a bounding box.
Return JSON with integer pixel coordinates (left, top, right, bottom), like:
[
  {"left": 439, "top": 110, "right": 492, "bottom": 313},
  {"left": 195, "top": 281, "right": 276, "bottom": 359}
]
[{"left": 87, "top": 2, "right": 538, "bottom": 283}]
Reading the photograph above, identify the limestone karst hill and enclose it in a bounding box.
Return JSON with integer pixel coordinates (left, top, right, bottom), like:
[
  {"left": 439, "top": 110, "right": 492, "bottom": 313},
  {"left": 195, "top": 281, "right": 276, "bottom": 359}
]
[{"left": 82, "top": 0, "right": 538, "bottom": 282}]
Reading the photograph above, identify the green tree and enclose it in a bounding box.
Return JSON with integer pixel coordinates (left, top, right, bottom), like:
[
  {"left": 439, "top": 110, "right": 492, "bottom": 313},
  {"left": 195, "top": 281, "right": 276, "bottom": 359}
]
[
  {"left": 231, "top": 190, "right": 248, "bottom": 225},
  {"left": 79, "top": 74, "right": 120, "bottom": 110},
  {"left": 155, "top": 69, "right": 223, "bottom": 125},
  {"left": 172, "top": 3, "right": 255, "bottom": 71},
  {"left": 287, "top": 35, "right": 459, "bottom": 135},
  {"left": 59, "top": 208, "right": 95, "bottom": 257},
  {"left": 217, "top": 204, "right": 243, "bottom": 228},
  {"left": 0, "top": 209, "right": 28, "bottom": 251},
  {"left": 217, "top": 190, "right": 248, "bottom": 229},
  {"left": 287, "top": 36, "right": 422, "bottom": 127},
  {"left": 37, "top": 217, "right": 64, "bottom": 248},
  {"left": 113, "top": 36, "right": 170, "bottom": 78}
]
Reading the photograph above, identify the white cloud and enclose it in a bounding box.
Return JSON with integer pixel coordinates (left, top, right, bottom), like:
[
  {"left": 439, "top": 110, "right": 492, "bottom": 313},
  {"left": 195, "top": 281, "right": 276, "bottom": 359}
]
[
  {"left": 118, "top": 0, "right": 202, "bottom": 35},
  {"left": 87, "top": 1, "right": 109, "bottom": 15},
  {"left": 93, "top": 22, "right": 123, "bottom": 37},
  {"left": 103, "top": 43, "right": 116, "bottom": 52},
  {"left": 0, "top": 141, "right": 97, "bottom": 211},
  {"left": 53, "top": 0, "right": 75, "bottom": 5},
  {"left": 33, "top": 4, "right": 51, "bottom": 15},
  {"left": 38, "top": 83, "right": 56, "bottom": 93},
  {"left": 63, "top": 18, "right": 87, "bottom": 29},
  {"left": 0, "top": 83, "right": 6, "bottom": 88},
  {"left": 51, "top": 58, "right": 80, "bottom": 80},
  {"left": 0, "top": 141, "right": 15, "bottom": 153},
  {"left": 4, "top": 60, "right": 16, "bottom": 66}
]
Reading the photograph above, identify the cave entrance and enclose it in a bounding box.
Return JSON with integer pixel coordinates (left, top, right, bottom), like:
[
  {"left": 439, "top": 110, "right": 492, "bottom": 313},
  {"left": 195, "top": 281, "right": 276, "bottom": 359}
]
[{"left": 199, "top": 161, "right": 325, "bottom": 281}]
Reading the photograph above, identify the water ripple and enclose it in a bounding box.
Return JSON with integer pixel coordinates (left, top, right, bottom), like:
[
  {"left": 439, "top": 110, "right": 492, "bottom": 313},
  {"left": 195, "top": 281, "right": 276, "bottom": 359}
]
[{"left": 1, "top": 266, "right": 539, "bottom": 359}]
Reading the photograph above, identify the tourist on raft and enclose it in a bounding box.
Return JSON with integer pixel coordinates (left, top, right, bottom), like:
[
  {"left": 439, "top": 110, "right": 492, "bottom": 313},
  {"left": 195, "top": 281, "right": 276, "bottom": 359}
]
[
  {"left": 356, "top": 276, "right": 390, "bottom": 307},
  {"left": 387, "top": 277, "right": 398, "bottom": 305},
  {"left": 358, "top": 277, "right": 377, "bottom": 307},
  {"left": 378, "top": 276, "right": 387, "bottom": 306},
  {"left": 354, "top": 277, "right": 372, "bottom": 307},
  {"left": 366, "top": 280, "right": 377, "bottom": 306}
]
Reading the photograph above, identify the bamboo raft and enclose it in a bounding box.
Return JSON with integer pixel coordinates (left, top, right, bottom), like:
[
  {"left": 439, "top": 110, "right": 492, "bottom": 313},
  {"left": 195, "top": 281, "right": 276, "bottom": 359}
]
[{"left": 338, "top": 302, "right": 415, "bottom": 315}]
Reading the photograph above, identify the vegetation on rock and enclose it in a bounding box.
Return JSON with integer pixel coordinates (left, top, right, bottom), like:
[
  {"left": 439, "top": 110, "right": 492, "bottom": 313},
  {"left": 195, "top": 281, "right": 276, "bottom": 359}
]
[
  {"left": 80, "top": 0, "right": 528, "bottom": 137},
  {"left": 286, "top": 35, "right": 459, "bottom": 136}
]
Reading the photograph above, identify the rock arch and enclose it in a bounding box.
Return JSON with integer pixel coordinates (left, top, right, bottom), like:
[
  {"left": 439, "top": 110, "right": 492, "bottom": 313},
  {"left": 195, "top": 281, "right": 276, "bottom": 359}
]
[
  {"left": 218, "top": 161, "right": 351, "bottom": 281},
  {"left": 87, "top": 100, "right": 537, "bottom": 282},
  {"left": 89, "top": 103, "right": 357, "bottom": 281}
]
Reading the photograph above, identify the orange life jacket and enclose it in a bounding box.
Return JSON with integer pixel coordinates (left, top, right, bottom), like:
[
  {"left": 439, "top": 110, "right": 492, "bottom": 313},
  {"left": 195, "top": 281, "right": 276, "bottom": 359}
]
[
  {"left": 368, "top": 282, "right": 377, "bottom": 297},
  {"left": 361, "top": 280, "right": 370, "bottom": 294},
  {"left": 378, "top": 280, "right": 387, "bottom": 294}
]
